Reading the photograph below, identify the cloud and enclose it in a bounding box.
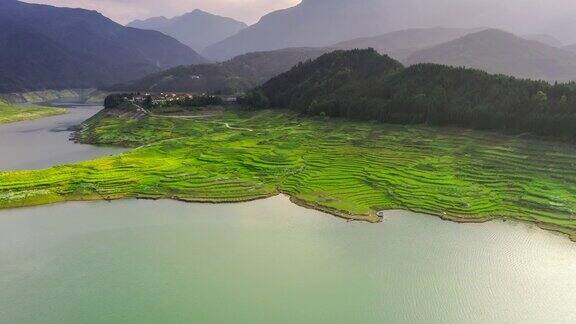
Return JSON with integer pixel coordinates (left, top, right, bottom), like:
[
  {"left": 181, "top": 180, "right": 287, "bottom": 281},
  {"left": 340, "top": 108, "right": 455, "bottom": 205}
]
[{"left": 22, "top": 0, "right": 301, "bottom": 24}]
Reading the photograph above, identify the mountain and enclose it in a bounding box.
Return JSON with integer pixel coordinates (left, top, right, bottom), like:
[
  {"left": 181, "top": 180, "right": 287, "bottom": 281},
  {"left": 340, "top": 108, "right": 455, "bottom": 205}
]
[
  {"left": 201, "top": 0, "right": 514, "bottom": 61},
  {"left": 563, "top": 43, "right": 576, "bottom": 54},
  {"left": 128, "top": 10, "right": 247, "bottom": 52},
  {"left": 0, "top": 0, "right": 206, "bottom": 93},
  {"left": 332, "top": 27, "right": 482, "bottom": 61},
  {"left": 243, "top": 49, "right": 576, "bottom": 140},
  {"left": 522, "top": 34, "right": 563, "bottom": 48},
  {"left": 115, "top": 47, "right": 331, "bottom": 94},
  {"left": 405, "top": 29, "right": 576, "bottom": 81}
]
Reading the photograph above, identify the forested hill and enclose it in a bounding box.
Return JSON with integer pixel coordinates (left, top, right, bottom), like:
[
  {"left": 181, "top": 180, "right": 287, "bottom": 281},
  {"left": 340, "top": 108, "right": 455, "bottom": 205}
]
[{"left": 243, "top": 49, "right": 576, "bottom": 141}]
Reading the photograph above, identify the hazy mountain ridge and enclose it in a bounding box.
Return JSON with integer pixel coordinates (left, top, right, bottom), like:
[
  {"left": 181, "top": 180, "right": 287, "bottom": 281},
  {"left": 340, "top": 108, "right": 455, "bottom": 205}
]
[
  {"left": 0, "top": 0, "right": 206, "bottom": 92},
  {"left": 405, "top": 29, "right": 576, "bottom": 81},
  {"left": 128, "top": 10, "right": 247, "bottom": 52},
  {"left": 114, "top": 47, "right": 332, "bottom": 94},
  {"left": 332, "top": 27, "right": 484, "bottom": 60},
  {"left": 522, "top": 34, "right": 564, "bottom": 47},
  {"left": 201, "top": 0, "right": 543, "bottom": 61},
  {"left": 119, "top": 27, "right": 576, "bottom": 94},
  {"left": 202, "top": 0, "right": 397, "bottom": 61},
  {"left": 563, "top": 43, "right": 576, "bottom": 54}
]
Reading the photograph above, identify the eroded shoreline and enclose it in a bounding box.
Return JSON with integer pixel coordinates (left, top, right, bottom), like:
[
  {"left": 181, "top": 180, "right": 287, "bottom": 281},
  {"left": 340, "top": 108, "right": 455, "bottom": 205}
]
[{"left": 1, "top": 190, "right": 575, "bottom": 243}]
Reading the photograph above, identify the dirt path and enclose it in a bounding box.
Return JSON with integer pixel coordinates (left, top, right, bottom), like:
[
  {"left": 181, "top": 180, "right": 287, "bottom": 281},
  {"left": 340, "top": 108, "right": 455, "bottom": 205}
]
[
  {"left": 151, "top": 113, "right": 218, "bottom": 119},
  {"left": 221, "top": 122, "right": 254, "bottom": 132},
  {"left": 135, "top": 103, "right": 254, "bottom": 132}
]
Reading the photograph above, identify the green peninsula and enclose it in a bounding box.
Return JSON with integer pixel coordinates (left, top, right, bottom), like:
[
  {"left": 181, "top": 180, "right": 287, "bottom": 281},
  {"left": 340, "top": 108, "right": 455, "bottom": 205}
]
[{"left": 1, "top": 107, "right": 575, "bottom": 240}]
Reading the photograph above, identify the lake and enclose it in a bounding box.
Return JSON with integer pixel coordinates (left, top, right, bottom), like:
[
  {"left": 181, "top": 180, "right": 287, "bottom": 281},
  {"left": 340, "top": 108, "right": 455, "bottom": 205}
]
[
  {"left": 0, "top": 105, "right": 575, "bottom": 323},
  {"left": 0, "top": 104, "right": 125, "bottom": 170}
]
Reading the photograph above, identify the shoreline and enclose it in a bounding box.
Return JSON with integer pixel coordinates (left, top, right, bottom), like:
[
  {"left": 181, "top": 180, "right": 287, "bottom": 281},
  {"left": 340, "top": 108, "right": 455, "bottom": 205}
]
[{"left": 1, "top": 191, "right": 574, "bottom": 243}]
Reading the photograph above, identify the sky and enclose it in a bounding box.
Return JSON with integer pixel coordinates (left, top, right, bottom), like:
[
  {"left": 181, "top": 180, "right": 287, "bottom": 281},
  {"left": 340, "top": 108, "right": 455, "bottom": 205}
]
[
  {"left": 19, "top": 0, "right": 576, "bottom": 43},
  {"left": 23, "top": 0, "right": 301, "bottom": 25}
]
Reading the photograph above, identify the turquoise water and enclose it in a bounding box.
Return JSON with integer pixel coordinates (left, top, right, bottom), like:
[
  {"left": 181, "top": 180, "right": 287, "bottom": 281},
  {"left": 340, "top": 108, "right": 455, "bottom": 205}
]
[
  {"left": 0, "top": 196, "right": 575, "bottom": 323},
  {"left": 1, "top": 105, "right": 575, "bottom": 323}
]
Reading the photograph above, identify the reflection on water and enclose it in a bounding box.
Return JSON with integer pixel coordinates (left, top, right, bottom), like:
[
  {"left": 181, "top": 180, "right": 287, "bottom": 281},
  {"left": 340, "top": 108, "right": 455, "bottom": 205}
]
[{"left": 0, "top": 196, "right": 575, "bottom": 323}]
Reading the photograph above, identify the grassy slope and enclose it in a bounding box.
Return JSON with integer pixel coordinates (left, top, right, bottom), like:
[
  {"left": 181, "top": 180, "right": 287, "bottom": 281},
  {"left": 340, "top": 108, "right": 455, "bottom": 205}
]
[
  {"left": 0, "top": 100, "right": 66, "bottom": 124},
  {"left": 1, "top": 110, "right": 576, "bottom": 240}
]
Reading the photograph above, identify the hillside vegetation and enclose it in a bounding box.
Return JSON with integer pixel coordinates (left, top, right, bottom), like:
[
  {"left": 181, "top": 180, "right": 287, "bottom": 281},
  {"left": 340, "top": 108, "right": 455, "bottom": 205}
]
[{"left": 244, "top": 49, "right": 576, "bottom": 141}]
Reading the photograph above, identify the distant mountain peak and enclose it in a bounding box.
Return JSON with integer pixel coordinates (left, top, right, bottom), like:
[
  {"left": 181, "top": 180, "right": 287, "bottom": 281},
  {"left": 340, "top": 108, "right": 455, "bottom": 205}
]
[
  {"left": 189, "top": 9, "right": 210, "bottom": 15},
  {"left": 179, "top": 9, "right": 211, "bottom": 18},
  {"left": 128, "top": 10, "right": 246, "bottom": 52}
]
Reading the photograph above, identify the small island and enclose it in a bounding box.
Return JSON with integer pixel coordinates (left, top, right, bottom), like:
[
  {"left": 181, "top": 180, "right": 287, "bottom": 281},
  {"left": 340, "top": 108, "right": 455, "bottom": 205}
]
[{"left": 0, "top": 100, "right": 66, "bottom": 124}]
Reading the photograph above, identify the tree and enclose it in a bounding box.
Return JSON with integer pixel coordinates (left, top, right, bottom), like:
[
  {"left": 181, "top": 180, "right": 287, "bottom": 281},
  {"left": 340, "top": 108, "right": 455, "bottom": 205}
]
[
  {"left": 534, "top": 91, "right": 548, "bottom": 106},
  {"left": 143, "top": 95, "right": 153, "bottom": 108}
]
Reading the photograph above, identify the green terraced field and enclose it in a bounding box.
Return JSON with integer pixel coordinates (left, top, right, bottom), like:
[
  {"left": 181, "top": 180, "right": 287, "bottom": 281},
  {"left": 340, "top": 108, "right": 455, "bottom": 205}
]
[
  {"left": 1, "top": 109, "right": 576, "bottom": 240},
  {"left": 0, "top": 101, "right": 66, "bottom": 124}
]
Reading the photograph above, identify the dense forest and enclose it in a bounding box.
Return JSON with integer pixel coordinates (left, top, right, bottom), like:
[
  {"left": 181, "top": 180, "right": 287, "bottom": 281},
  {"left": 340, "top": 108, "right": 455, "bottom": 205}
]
[{"left": 241, "top": 49, "right": 576, "bottom": 140}]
